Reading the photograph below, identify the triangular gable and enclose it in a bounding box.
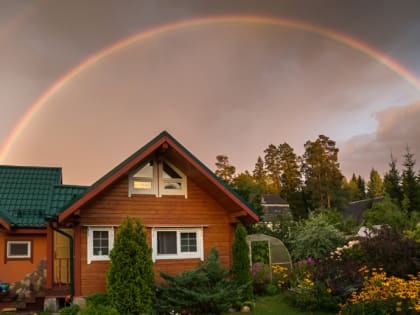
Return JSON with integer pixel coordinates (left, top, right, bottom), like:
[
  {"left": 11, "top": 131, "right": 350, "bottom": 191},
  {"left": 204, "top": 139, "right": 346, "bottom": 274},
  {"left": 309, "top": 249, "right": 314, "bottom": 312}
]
[{"left": 58, "top": 131, "right": 259, "bottom": 223}]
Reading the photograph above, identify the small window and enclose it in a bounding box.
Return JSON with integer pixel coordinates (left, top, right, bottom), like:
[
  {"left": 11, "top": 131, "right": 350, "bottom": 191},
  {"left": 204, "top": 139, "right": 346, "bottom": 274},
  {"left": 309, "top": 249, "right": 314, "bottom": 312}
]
[
  {"left": 152, "top": 227, "right": 203, "bottom": 261},
  {"left": 130, "top": 161, "right": 156, "bottom": 194},
  {"left": 87, "top": 227, "right": 114, "bottom": 264},
  {"left": 7, "top": 241, "right": 31, "bottom": 259}
]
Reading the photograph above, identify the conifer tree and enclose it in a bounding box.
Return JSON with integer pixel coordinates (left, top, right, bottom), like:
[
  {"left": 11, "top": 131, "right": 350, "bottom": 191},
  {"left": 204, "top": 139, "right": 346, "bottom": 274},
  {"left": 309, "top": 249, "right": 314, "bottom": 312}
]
[
  {"left": 107, "top": 217, "right": 154, "bottom": 314},
  {"left": 383, "top": 154, "right": 403, "bottom": 205},
  {"left": 215, "top": 155, "right": 236, "bottom": 184},
  {"left": 401, "top": 147, "right": 420, "bottom": 213},
  {"left": 231, "top": 223, "right": 253, "bottom": 300},
  {"left": 253, "top": 156, "right": 267, "bottom": 189}
]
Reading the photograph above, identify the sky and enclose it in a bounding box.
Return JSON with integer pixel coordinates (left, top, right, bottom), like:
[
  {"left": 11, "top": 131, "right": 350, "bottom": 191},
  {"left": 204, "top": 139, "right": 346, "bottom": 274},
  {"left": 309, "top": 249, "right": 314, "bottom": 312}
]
[{"left": 0, "top": 0, "right": 419, "bottom": 185}]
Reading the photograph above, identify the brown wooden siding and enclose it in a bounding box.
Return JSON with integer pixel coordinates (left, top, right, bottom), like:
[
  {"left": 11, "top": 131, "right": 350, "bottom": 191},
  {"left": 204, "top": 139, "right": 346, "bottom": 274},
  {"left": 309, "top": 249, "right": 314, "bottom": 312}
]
[{"left": 78, "top": 176, "right": 235, "bottom": 296}]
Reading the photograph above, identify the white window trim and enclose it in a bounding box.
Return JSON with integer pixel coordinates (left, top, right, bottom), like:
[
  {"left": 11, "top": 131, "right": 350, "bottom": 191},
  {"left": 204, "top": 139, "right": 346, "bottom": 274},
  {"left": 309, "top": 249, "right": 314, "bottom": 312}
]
[
  {"left": 87, "top": 226, "right": 114, "bottom": 264},
  {"left": 159, "top": 161, "right": 187, "bottom": 197},
  {"left": 7, "top": 240, "right": 31, "bottom": 258},
  {"left": 151, "top": 227, "right": 203, "bottom": 262},
  {"left": 129, "top": 159, "right": 187, "bottom": 198}
]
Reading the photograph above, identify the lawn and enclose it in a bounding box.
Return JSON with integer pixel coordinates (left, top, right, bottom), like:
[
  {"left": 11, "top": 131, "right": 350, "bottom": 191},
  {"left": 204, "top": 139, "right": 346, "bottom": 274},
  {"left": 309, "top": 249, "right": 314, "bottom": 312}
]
[{"left": 225, "top": 294, "right": 336, "bottom": 315}]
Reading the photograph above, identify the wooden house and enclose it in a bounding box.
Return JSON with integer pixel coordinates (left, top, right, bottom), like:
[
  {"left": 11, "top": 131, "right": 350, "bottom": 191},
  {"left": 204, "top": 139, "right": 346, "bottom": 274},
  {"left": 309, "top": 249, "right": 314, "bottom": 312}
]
[{"left": 0, "top": 131, "right": 258, "bottom": 301}]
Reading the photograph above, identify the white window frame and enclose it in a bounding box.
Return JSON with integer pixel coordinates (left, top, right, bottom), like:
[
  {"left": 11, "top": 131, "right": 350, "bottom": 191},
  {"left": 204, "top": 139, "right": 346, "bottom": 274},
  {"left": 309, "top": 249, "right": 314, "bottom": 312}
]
[
  {"left": 129, "top": 159, "right": 187, "bottom": 198},
  {"left": 6, "top": 240, "right": 31, "bottom": 259},
  {"left": 129, "top": 160, "right": 158, "bottom": 196},
  {"left": 87, "top": 227, "right": 114, "bottom": 264},
  {"left": 151, "top": 227, "right": 203, "bottom": 262}
]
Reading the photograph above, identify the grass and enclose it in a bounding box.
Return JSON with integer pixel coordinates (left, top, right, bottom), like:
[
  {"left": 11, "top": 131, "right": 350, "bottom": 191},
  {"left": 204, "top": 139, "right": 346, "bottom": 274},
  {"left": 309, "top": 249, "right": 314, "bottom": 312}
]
[{"left": 225, "top": 294, "right": 336, "bottom": 315}]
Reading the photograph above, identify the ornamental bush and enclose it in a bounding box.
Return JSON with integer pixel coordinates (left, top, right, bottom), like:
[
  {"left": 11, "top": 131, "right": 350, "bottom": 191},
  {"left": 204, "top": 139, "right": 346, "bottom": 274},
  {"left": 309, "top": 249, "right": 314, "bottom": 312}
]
[
  {"left": 154, "top": 247, "right": 245, "bottom": 315},
  {"left": 107, "top": 217, "right": 154, "bottom": 314},
  {"left": 291, "top": 212, "right": 346, "bottom": 260}
]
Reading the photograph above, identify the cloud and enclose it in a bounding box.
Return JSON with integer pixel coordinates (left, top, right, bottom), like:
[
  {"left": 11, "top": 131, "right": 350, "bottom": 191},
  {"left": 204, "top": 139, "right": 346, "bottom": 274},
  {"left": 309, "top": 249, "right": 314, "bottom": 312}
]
[{"left": 340, "top": 100, "right": 420, "bottom": 179}]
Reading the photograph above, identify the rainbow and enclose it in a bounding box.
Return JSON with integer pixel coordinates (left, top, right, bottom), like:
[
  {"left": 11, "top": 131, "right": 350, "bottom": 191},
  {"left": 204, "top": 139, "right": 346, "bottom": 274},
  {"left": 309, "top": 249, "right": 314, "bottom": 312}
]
[{"left": 1, "top": 15, "right": 419, "bottom": 162}]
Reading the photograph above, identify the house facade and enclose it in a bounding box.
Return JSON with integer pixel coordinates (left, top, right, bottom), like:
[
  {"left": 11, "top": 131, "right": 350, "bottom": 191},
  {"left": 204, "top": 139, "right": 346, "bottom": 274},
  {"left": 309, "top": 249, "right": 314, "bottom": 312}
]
[{"left": 0, "top": 132, "right": 258, "bottom": 299}]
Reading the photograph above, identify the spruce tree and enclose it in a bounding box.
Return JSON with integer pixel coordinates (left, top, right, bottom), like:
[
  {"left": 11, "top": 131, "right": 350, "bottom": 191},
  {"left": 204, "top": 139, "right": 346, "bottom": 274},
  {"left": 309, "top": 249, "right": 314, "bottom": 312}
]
[
  {"left": 367, "top": 168, "right": 384, "bottom": 198},
  {"left": 383, "top": 154, "right": 403, "bottom": 205},
  {"left": 231, "top": 223, "right": 253, "bottom": 300},
  {"left": 401, "top": 147, "right": 420, "bottom": 213},
  {"left": 107, "top": 217, "right": 154, "bottom": 314}
]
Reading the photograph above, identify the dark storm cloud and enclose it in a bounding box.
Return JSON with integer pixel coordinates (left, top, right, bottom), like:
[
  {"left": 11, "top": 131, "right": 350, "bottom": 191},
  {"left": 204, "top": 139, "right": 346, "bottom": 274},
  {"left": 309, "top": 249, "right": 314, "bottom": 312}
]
[{"left": 340, "top": 101, "right": 420, "bottom": 179}]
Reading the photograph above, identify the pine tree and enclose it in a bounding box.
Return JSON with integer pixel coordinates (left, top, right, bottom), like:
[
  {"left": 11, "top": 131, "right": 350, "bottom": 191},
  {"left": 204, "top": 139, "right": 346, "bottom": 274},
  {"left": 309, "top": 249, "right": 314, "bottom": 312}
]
[
  {"left": 301, "top": 135, "right": 344, "bottom": 209},
  {"left": 367, "top": 168, "right": 384, "bottom": 198},
  {"left": 278, "top": 143, "right": 301, "bottom": 201},
  {"left": 383, "top": 154, "right": 403, "bottom": 205},
  {"left": 107, "top": 217, "right": 154, "bottom": 314},
  {"left": 401, "top": 147, "right": 420, "bottom": 213},
  {"left": 264, "top": 144, "right": 281, "bottom": 193},
  {"left": 215, "top": 155, "right": 236, "bottom": 184},
  {"left": 231, "top": 223, "right": 253, "bottom": 300},
  {"left": 253, "top": 156, "right": 267, "bottom": 189}
]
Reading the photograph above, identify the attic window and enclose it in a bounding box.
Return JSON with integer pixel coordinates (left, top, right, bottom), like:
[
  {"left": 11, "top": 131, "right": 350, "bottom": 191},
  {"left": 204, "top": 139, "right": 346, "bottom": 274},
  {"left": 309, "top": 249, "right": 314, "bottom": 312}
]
[{"left": 129, "top": 159, "right": 187, "bottom": 197}]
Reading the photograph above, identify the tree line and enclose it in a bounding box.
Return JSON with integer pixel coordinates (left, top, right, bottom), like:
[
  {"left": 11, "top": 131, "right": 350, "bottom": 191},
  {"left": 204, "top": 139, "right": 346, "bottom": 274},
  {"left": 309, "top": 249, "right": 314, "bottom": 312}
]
[{"left": 214, "top": 135, "right": 420, "bottom": 219}]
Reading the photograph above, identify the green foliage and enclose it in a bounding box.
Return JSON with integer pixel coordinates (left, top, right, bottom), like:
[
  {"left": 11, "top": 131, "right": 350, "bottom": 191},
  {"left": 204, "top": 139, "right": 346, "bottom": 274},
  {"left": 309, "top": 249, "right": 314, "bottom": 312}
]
[
  {"left": 402, "top": 147, "right": 420, "bottom": 213},
  {"left": 107, "top": 217, "right": 154, "bottom": 315},
  {"left": 85, "top": 292, "right": 110, "bottom": 307},
  {"left": 78, "top": 304, "right": 118, "bottom": 315},
  {"left": 231, "top": 223, "right": 253, "bottom": 300},
  {"left": 383, "top": 154, "right": 403, "bottom": 205},
  {"left": 154, "top": 247, "right": 245, "bottom": 315},
  {"left": 285, "top": 262, "right": 340, "bottom": 312},
  {"left": 251, "top": 241, "right": 269, "bottom": 264},
  {"left": 215, "top": 154, "right": 236, "bottom": 184},
  {"left": 59, "top": 304, "right": 81, "bottom": 315},
  {"left": 291, "top": 212, "right": 346, "bottom": 260},
  {"left": 301, "top": 135, "right": 345, "bottom": 210},
  {"left": 367, "top": 168, "right": 384, "bottom": 198},
  {"left": 232, "top": 171, "right": 263, "bottom": 214},
  {"left": 363, "top": 196, "right": 409, "bottom": 232}
]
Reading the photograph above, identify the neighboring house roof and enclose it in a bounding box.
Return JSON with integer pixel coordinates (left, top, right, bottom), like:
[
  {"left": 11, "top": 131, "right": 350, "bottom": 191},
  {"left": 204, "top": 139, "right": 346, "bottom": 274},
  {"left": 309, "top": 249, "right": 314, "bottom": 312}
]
[
  {"left": 261, "top": 194, "right": 290, "bottom": 222},
  {"left": 59, "top": 131, "right": 259, "bottom": 223},
  {"left": 0, "top": 166, "right": 88, "bottom": 229},
  {"left": 343, "top": 196, "right": 384, "bottom": 224},
  {"left": 261, "top": 194, "right": 289, "bottom": 206}
]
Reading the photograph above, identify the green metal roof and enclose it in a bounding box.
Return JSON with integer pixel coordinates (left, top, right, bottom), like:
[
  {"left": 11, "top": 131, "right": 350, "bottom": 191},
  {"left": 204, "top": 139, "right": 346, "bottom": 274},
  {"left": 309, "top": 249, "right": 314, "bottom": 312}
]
[
  {"left": 49, "top": 185, "right": 88, "bottom": 217},
  {"left": 0, "top": 166, "right": 87, "bottom": 228}
]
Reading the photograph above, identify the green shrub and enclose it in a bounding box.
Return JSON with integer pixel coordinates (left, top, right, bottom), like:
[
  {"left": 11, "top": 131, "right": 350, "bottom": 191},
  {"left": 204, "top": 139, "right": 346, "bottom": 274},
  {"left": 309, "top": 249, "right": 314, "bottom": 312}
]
[
  {"left": 154, "top": 247, "right": 245, "bottom": 315},
  {"left": 291, "top": 212, "right": 346, "bottom": 260},
  {"left": 59, "top": 304, "right": 80, "bottom": 315},
  {"left": 78, "top": 304, "right": 118, "bottom": 315},
  {"left": 107, "top": 217, "right": 154, "bottom": 314},
  {"left": 85, "top": 292, "right": 110, "bottom": 307},
  {"left": 231, "top": 223, "right": 253, "bottom": 300},
  {"left": 363, "top": 196, "right": 410, "bottom": 232}
]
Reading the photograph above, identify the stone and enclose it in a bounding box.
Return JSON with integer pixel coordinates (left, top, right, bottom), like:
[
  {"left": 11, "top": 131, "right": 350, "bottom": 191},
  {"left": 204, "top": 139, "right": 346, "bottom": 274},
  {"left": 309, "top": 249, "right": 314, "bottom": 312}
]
[
  {"left": 241, "top": 305, "right": 251, "bottom": 313},
  {"left": 72, "top": 296, "right": 87, "bottom": 310},
  {"left": 44, "top": 297, "right": 60, "bottom": 312}
]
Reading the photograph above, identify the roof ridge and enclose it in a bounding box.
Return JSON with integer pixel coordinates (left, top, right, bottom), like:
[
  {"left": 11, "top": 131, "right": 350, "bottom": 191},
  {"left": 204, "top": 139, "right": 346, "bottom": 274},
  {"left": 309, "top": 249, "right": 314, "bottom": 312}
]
[{"left": 0, "top": 165, "right": 62, "bottom": 170}]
